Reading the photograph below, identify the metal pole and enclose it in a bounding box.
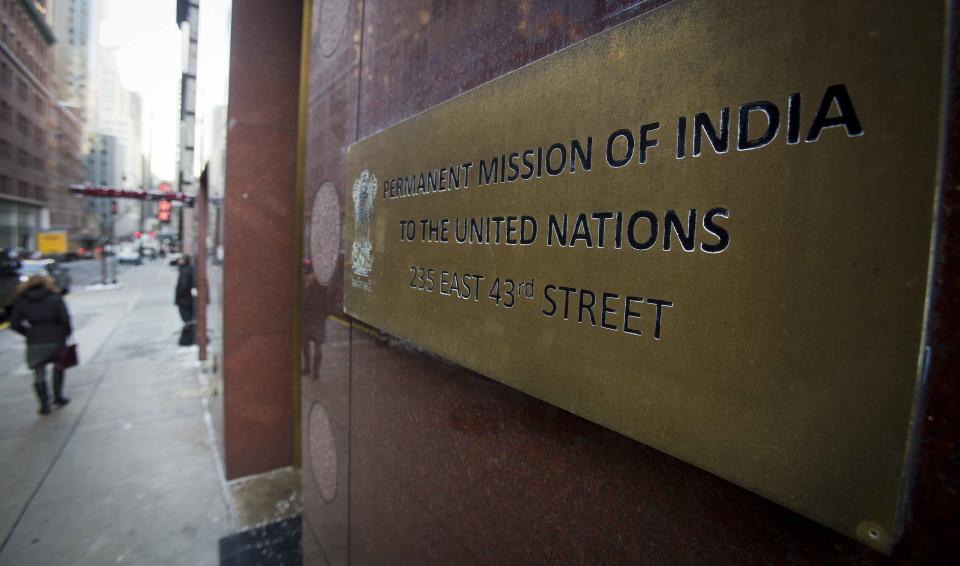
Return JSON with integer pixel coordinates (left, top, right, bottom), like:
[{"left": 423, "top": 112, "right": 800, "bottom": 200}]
[
  {"left": 99, "top": 244, "right": 107, "bottom": 284},
  {"left": 110, "top": 199, "right": 116, "bottom": 284},
  {"left": 197, "top": 169, "right": 208, "bottom": 362},
  {"left": 99, "top": 198, "right": 107, "bottom": 285}
]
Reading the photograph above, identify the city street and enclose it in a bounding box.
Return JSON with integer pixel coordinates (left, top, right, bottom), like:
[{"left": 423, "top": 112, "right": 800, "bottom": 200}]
[{"left": 0, "top": 261, "right": 230, "bottom": 565}]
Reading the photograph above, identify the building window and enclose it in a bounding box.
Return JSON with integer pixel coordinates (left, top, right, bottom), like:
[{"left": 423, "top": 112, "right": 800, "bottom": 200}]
[
  {"left": 18, "top": 113, "right": 29, "bottom": 135},
  {"left": 0, "top": 139, "right": 8, "bottom": 160},
  {"left": 0, "top": 101, "right": 10, "bottom": 124},
  {"left": 0, "top": 61, "right": 10, "bottom": 87}
]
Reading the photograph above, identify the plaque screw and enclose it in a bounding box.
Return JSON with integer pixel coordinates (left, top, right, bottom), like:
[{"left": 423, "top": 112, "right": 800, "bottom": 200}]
[{"left": 856, "top": 521, "right": 888, "bottom": 551}]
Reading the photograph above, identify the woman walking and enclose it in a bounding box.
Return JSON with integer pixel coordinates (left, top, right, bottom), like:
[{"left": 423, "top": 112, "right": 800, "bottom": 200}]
[{"left": 10, "top": 275, "right": 72, "bottom": 415}]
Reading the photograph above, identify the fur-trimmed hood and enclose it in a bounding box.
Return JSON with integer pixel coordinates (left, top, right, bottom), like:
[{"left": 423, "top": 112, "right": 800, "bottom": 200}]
[{"left": 17, "top": 275, "right": 58, "bottom": 300}]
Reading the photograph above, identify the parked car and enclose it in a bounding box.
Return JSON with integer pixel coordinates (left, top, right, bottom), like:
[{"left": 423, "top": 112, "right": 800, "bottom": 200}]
[
  {"left": 0, "top": 249, "right": 20, "bottom": 321},
  {"left": 117, "top": 245, "right": 142, "bottom": 265},
  {"left": 18, "top": 259, "right": 72, "bottom": 295}
]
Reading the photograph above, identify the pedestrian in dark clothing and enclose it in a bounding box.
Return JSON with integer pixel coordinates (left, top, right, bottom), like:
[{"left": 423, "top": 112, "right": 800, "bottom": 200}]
[
  {"left": 10, "top": 275, "right": 72, "bottom": 415},
  {"left": 175, "top": 255, "right": 196, "bottom": 346}
]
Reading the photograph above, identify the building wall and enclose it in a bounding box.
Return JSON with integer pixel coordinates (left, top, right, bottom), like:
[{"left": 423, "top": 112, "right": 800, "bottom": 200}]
[
  {"left": 0, "top": 0, "right": 54, "bottom": 251},
  {"left": 221, "top": 0, "right": 301, "bottom": 480},
  {"left": 48, "top": 101, "right": 90, "bottom": 244},
  {"left": 298, "top": 1, "right": 959, "bottom": 564}
]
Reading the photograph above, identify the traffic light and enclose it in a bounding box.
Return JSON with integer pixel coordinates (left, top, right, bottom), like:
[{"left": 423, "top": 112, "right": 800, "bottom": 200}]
[{"left": 158, "top": 200, "right": 171, "bottom": 223}]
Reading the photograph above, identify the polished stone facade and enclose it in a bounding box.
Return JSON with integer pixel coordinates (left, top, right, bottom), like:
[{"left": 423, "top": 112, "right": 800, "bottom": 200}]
[{"left": 222, "top": 0, "right": 302, "bottom": 479}]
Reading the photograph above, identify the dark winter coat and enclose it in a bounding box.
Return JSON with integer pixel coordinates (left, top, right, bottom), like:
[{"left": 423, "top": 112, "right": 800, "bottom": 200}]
[
  {"left": 175, "top": 264, "right": 195, "bottom": 306},
  {"left": 10, "top": 281, "right": 72, "bottom": 368}
]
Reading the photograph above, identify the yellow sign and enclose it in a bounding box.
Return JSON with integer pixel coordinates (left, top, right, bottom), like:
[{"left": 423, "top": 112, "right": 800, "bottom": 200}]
[
  {"left": 344, "top": 0, "right": 947, "bottom": 552},
  {"left": 36, "top": 231, "right": 68, "bottom": 255}
]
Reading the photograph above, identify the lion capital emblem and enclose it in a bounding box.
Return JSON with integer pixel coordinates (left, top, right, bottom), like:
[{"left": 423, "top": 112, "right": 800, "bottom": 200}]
[{"left": 351, "top": 170, "right": 376, "bottom": 278}]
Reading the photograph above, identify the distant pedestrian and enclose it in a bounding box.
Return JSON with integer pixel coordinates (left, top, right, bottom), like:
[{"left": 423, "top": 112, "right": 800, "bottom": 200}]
[
  {"left": 175, "top": 255, "right": 196, "bottom": 346},
  {"left": 10, "top": 275, "right": 73, "bottom": 415}
]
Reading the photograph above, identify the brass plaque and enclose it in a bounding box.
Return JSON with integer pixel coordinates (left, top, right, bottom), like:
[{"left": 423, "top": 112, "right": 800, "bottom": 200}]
[{"left": 344, "top": 0, "right": 947, "bottom": 551}]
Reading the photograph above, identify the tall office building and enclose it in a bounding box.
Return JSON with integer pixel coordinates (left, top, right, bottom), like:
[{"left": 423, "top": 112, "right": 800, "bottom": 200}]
[
  {"left": 176, "top": 0, "right": 198, "bottom": 251},
  {"left": 50, "top": 0, "right": 87, "bottom": 115},
  {"left": 48, "top": 0, "right": 92, "bottom": 245},
  {"left": 0, "top": 0, "right": 86, "bottom": 252},
  {"left": 79, "top": 0, "right": 146, "bottom": 240}
]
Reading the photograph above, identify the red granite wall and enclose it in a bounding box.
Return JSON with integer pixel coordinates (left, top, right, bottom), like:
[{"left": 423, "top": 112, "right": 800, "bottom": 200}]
[
  {"left": 300, "top": 0, "right": 959, "bottom": 563},
  {"left": 222, "top": 1, "right": 303, "bottom": 480}
]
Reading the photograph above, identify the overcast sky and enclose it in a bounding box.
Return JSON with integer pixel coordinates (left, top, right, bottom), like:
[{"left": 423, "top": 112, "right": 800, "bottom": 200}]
[{"left": 98, "top": 0, "right": 231, "bottom": 183}]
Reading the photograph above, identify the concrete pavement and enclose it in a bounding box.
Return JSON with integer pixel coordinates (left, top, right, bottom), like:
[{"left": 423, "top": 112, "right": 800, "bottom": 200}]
[{"left": 0, "top": 261, "right": 232, "bottom": 565}]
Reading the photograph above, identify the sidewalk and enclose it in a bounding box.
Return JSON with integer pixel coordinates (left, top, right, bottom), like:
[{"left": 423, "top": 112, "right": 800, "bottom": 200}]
[{"left": 0, "top": 261, "right": 232, "bottom": 565}]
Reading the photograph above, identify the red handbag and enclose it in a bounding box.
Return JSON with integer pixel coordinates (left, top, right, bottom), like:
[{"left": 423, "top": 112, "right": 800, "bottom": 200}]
[{"left": 55, "top": 343, "right": 78, "bottom": 370}]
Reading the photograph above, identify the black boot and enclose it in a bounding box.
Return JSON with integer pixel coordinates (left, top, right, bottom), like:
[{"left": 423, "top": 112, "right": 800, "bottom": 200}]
[
  {"left": 53, "top": 371, "right": 70, "bottom": 407},
  {"left": 34, "top": 382, "right": 51, "bottom": 415}
]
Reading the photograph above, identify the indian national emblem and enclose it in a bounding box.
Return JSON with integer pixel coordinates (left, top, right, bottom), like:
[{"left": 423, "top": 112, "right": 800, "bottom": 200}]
[{"left": 351, "top": 170, "right": 376, "bottom": 278}]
